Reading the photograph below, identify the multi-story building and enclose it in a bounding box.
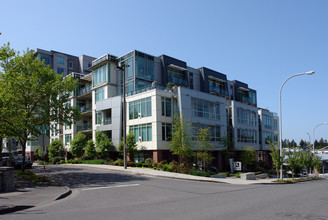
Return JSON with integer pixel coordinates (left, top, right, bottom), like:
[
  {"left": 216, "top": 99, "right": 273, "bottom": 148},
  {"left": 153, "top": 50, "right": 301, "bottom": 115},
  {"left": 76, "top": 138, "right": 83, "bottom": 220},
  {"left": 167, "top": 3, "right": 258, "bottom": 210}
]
[
  {"left": 38, "top": 49, "right": 277, "bottom": 170},
  {"left": 27, "top": 49, "right": 96, "bottom": 159}
]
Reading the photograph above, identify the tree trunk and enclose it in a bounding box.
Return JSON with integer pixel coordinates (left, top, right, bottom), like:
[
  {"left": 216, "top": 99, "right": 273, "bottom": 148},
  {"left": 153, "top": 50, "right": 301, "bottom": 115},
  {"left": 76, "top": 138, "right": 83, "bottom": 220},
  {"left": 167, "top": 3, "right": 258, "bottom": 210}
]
[{"left": 20, "top": 139, "right": 26, "bottom": 171}]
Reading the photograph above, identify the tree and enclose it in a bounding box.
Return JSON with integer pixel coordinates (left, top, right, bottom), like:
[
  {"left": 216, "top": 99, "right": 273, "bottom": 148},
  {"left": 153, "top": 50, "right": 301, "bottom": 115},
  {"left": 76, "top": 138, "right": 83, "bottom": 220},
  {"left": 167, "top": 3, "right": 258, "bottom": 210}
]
[
  {"left": 118, "top": 132, "right": 138, "bottom": 161},
  {"left": 221, "top": 136, "right": 233, "bottom": 171},
  {"left": 240, "top": 147, "right": 256, "bottom": 171},
  {"left": 85, "top": 139, "right": 97, "bottom": 159},
  {"left": 196, "top": 127, "right": 214, "bottom": 170},
  {"left": 70, "top": 133, "right": 87, "bottom": 158},
  {"left": 301, "top": 151, "right": 314, "bottom": 174},
  {"left": 48, "top": 139, "right": 65, "bottom": 158},
  {"left": 168, "top": 114, "right": 194, "bottom": 165},
  {"left": 0, "top": 43, "right": 80, "bottom": 170},
  {"left": 269, "top": 142, "right": 284, "bottom": 180},
  {"left": 286, "top": 148, "right": 302, "bottom": 179},
  {"left": 95, "top": 131, "right": 115, "bottom": 159}
]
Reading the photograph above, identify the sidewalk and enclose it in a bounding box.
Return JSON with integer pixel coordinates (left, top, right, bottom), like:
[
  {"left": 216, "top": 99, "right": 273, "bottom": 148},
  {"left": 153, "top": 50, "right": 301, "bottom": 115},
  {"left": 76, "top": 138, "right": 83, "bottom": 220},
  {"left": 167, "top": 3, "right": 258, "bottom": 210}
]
[
  {"left": 0, "top": 176, "right": 71, "bottom": 215},
  {"left": 68, "top": 164, "right": 277, "bottom": 185}
]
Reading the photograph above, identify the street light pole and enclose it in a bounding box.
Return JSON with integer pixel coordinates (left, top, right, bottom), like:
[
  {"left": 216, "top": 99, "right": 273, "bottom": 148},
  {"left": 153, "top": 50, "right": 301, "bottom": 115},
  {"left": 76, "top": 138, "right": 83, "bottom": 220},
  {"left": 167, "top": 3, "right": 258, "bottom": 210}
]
[
  {"left": 279, "top": 71, "right": 314, "bottom": 179},
  {"left": 312, "top": 122, "right": 328, "bottom": 153},
  {"left": 117, "top": 63, "right": 127, "bottom": 169}
]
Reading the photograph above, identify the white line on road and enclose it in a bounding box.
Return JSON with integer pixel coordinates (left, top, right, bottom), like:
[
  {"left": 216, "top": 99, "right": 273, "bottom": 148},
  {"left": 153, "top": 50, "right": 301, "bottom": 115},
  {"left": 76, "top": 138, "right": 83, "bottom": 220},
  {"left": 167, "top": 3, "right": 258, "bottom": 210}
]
[{"left": 81, "top": 184, "right": 140, "bottom": 191}]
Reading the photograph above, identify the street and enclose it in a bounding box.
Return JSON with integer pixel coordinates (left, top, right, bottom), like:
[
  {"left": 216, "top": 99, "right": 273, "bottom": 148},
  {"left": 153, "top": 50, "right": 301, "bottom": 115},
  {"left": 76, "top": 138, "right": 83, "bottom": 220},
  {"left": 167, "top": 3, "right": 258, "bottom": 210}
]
[{"left": 4, "top": 165, "right": 328, "bottom": 220}]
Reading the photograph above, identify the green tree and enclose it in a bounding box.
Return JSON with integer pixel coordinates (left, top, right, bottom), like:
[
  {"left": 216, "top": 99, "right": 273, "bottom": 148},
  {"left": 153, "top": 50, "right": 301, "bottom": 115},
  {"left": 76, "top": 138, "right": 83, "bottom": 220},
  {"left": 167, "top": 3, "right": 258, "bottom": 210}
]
[
  {"left": 269, "top": 142, "right": 285, "bottom": 180},
  {"left": 301, "top": 151, "right": 313, "bottom": 174},
  {"left": 48, "top": 139, "right": 65, "bottom": 158},
  {"left": 118, "top": 132, "right": 138, "bottom": 161},
  {"left": 70, "top": 133, "right": 87, "bottom": 158},
  {"left": 95, "top": 131, "right": 115, "bottom": 159},
  {"left": 168, "top": 114, "right": 194, "bottom": 165},
  {"left": 286, "top": 148, "right": 302, "bottom": 179},
  {"left": 196, "top": 127, "right": 214, "bottom": 170},
  {"left": 85, "top": 139, "right": 97, "bottom": 159},
  {"left": 240, "top": 147, "right": 256, "bottom": 171},
  {"left": 0, "top": 43, "right": 80, "bottom": 170},
  {"left": 221, "top": 136, "right": 233, "bottom": 171}
]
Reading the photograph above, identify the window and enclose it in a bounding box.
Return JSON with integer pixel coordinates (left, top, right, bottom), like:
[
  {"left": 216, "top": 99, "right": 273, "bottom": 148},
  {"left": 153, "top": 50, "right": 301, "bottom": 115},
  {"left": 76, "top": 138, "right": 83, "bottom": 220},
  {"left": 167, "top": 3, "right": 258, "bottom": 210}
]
[
  {"left": 95, "top": 111, "right": 103, "bottom": 124},
  {"left": 161, "top": 97, "right": 172, "bottom": 117},
  {"left": 168, "top": 67, "right": 187, "bottom": 86},
  {"left": 208, "top": 78, "right": 227, "bottom": 96},
  {"left": 69, "top": 61, "right": 73, "bottom": 69},
  {"left": 237, "top": 128, "right": 257, "bottom": 143},
  {"left": 264, "top": 132, "right": 273, "bottom": 144},
  {"left": 135, "top": 57, "right": 154, "bottom": 81},
  {"left": 92, "top": 64, "right": 110, "bottom": 87},
  {"left": 191, "top": 123, "right": 221, "bottom": 141},
  {"left": 129, "top": 123, "right": 152, "bottom": 142},
  {"left": 162, "top": 123, "right": 172, "bottom": 141},
  {"left": 37, "top": 54, "right": 51, "bottom": 66},
  {"left": 191, "top": 97, "right": 220, "bottom": 120},
  {"left": 65, "top": 134, "right": 71, "bottom": 145},
  {"left": 237, "top": 108, "right": 257, "bottom": 126},
  {"left": 57, "top": 56, "right": 64, "bottom": 64},
  {"left": 88, "top": 63, "right": 92, "bottom": 68},
  {"left": 95, "top": 87, "right": 104, "bottom": 102},
  {"left": 57, "top": 67, "right": 65, "bottom": 74},
  {"left": 129, "top": 97, "right": 151, "bottom": 119},
  {"left": 263, "top": 115, "right": 272, "bottom": 129}
]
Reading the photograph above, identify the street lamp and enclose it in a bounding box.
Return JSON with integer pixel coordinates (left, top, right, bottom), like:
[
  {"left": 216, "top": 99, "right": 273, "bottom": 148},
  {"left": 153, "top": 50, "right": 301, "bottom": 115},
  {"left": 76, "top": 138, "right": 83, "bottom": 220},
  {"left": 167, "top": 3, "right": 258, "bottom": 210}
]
[
  {"left": 117, "top": 63, "right": 127, "bottom": 169},
  {"left": 313, "top": 122, "right": 328, "bottom": 153},
  {"left": 279, "top": 70, "right": 315, "bottom": 179}
]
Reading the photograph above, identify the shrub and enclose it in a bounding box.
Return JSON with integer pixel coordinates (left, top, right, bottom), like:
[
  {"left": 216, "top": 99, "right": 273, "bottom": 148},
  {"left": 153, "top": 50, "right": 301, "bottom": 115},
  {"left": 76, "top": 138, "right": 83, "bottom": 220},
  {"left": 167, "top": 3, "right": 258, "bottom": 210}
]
[
  {"left": 49, "top": 157, "right": 65, "bottom": 165},
  {"left": 145, "top": 158, "right": 154, "bottom": 167},
  {"left": 127, "top": 161, "right": 135, "bottom": 167},
  {"left": 82, "top": 160, "right": 107, "bottom": 164},
  {"left": 188, "top": 169, "right": 211, "bottom": 177}
]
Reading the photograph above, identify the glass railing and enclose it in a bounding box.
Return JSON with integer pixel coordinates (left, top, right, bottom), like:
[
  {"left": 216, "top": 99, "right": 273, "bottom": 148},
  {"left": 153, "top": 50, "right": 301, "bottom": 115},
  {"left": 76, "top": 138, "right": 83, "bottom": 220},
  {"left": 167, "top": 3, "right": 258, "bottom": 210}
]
[
  {"left": 79, "top": 104, "right": 92, "bottom": 113},
  {"left": 77, "top": 123, "right": 92, "bottom": 132},
  {"left": 76, "top": 85, "right": 91, "bottom": 96},
  {"left": 103, "top": 117, "right": 112, "bottom": 125}
]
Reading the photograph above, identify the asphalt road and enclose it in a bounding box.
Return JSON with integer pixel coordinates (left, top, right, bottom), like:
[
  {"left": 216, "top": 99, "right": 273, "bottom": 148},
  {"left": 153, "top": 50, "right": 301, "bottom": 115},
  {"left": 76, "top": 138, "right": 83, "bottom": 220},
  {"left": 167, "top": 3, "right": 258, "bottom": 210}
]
[{"left": 4, "top": 165, "right": 328, "bottom": 220}]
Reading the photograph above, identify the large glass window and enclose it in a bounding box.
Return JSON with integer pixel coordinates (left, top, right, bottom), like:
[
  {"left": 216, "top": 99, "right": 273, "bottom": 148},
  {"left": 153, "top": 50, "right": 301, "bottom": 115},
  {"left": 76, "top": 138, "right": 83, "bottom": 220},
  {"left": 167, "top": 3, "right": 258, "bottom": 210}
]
[
  {"left": 136, "top": 57, "right": 154, "bottom": 81},
  {"left": 162, "top": 123, "right": 172, "bottom": 141},
  {"left": 37, "top": 54, "right": 51, "bottom": 66},
  {"left": 237, "top": 108, "right": 257, "bottom": 126},
  {"left": 65, "top": 134, "right": 71, "bottom": 145},
  {"left": 192, "top": 123, "right": 221, "bottom": 141},
  {"left": 191, "top": 97, "right": 220, "bottom": 120},
  {"left": 57, "top": 67, "right": 65, "bottom": 74},
  {"left": 129, "top": 97, "right": 151, "bottom": 119},
  {"left": 92, "top": 64, "right": 110, "bottom": 87},
  {"left": 263, "top": 115, "right": 272, "bottom": 129},
  {"left": 57, "top": 56, "right": 64, "bottom": 64},
  {"left": 264, "top": 132, "right": 273, "bottom": 144},
  {"left": 129, "top": 123, "right": 152, "bottom": 142},
  {"left": 208, "top": 78, "right": 227, "bottom": 96},
  {"left": 237, "top": 128, "right": 257, "bottom": 143},
  {"left": 167, "top": 67, "right": 188, "bottom": 87},
  {"left": 161, "top": 97, "right": 172, "bottom": 117},
  {"left": 95, "top": 87, "right": 104, "bottom": 102}
]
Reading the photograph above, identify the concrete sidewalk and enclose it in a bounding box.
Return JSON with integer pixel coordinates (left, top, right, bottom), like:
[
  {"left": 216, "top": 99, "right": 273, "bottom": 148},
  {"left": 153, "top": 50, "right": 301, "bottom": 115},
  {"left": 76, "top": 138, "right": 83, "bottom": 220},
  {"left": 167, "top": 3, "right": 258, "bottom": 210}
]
[
  {"left": 0, "top": 176, "right": 71, "bottom": 215},
  {"left": 68, "top": 164, "right": 277, "bottom": 185}
]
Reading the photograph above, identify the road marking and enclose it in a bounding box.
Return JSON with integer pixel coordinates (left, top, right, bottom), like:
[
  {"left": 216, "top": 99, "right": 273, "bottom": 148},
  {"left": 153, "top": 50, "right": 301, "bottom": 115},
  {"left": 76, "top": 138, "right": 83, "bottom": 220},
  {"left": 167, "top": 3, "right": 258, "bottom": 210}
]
[{"left": 81, "top": 184, "right": 140, "bottom": 191}]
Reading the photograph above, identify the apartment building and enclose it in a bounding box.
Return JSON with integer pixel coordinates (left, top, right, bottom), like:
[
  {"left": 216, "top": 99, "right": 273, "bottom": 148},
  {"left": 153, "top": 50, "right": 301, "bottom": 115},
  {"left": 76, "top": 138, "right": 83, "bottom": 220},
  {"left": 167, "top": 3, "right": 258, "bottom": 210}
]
[{"left": 40, "top": 49, "right": 277, "bottom": 170}]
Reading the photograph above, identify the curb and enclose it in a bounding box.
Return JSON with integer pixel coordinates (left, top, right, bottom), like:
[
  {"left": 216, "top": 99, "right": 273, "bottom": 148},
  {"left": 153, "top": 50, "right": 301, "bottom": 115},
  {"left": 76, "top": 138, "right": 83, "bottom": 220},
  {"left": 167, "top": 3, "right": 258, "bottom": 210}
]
[{"left": 55, "top": 186, "right": 72, "bottom": 200}]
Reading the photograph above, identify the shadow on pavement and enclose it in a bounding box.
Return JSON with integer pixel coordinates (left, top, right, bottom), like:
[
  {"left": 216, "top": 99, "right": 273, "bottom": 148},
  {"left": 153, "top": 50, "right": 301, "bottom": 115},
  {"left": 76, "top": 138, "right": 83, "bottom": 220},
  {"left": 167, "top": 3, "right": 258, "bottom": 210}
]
[{"left": 31, "top": 165, "right": 149, "bottom": 189}]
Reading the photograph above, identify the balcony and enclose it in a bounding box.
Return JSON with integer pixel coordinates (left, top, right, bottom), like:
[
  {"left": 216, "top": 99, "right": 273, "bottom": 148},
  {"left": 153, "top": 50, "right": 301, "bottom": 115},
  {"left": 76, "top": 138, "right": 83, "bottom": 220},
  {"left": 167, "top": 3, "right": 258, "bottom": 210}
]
[
  {"left": 79, "top": 104, "right": 92, "bottom": 113},
  {"left": 77, "top": 123, "right": 92, "bottom": 132},
  {"left": 76, "top": 85, "right": 91, "bottom": 97},
  {"left": 103, "top": 117, "right": 112, "bottom": 125}
]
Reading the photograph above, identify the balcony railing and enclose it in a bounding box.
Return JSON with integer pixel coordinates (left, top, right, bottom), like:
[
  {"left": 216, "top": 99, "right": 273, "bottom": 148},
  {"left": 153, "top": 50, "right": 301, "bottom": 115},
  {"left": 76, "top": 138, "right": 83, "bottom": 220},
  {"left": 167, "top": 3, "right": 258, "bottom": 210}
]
[
  {"left": 103, "top": 117, "right": 112, "bottom": 125},
  {"left": 77, "top": 123, "right": 92, "bottom": 132},
  {"left": 76, "top": 85, "right": 91, "bottom": 96},
  {"left": 79, "top": 104, "right": 92, "bottom": 113}
]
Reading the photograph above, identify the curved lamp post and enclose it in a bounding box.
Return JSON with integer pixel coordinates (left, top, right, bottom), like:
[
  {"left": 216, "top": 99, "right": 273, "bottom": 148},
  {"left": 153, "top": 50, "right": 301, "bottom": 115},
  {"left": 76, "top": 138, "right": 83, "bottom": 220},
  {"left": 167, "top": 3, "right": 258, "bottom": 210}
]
[
  {"left": 279, "top": 71, "right": 315, "bottom": 179},
  {"left": 313, "top": 122, "right": 328, "bottom": 153}
]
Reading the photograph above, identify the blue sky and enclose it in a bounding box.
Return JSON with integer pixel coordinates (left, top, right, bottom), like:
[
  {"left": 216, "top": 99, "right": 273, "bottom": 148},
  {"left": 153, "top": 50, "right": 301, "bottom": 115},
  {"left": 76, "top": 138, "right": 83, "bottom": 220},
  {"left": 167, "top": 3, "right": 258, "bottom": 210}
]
[{"left": 1, "top": 0, "right": 327, "bottom": 144}]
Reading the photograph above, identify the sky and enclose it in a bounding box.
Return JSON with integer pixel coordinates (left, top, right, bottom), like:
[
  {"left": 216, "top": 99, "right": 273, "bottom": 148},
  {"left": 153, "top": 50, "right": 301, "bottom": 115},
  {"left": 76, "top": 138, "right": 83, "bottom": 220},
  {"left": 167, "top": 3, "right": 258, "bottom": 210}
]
[{"left": 0, "top": 0, "right": 327, "bottom": 144}]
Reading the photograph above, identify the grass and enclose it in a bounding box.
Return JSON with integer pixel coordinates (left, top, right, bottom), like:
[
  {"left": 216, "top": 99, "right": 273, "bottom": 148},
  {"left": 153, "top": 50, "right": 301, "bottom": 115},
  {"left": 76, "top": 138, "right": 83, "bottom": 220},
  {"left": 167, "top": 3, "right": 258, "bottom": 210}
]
[
  {"left": 15, "top": 170, "right": 51, "bottom": 184},
  {"left": 273, "top": 177, "right": 321, "bottom": 184}
]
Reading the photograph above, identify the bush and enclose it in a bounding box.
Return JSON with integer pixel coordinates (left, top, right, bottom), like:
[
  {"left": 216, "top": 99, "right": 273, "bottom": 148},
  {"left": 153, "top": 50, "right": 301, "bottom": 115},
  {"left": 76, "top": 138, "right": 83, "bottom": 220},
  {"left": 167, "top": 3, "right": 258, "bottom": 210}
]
[
  {"left": 113, "top": 159, "right": 124, "bottom": 166},
  {"left": 145, "top": 158, "right": 154, "bottom": 167},
  {"left": 49, "top": 157, "right": 65, "bottom": 165},
  {"left": 188, "top": 169, "right": 211, "bottom": 177},
  {"left": 127, "top": 161, "right": 135, "bottom": 167}
]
